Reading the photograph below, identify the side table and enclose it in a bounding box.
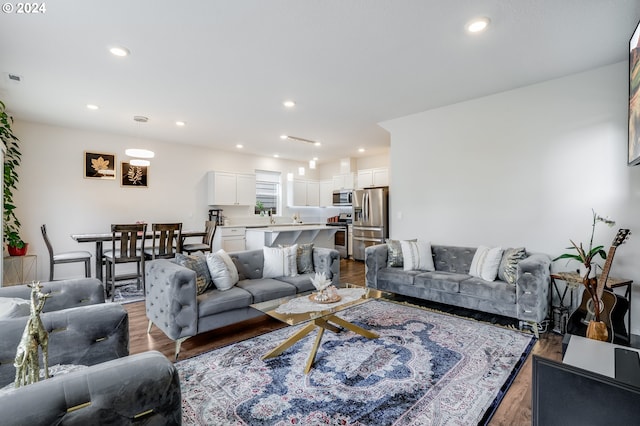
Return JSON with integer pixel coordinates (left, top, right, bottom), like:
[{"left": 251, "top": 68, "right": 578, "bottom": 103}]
[
  {"left": 2, "top": 255, "right": 37, "bottom": 286},
  {"left": 551, "top": 272, "right": 633, "bottom": 344}
]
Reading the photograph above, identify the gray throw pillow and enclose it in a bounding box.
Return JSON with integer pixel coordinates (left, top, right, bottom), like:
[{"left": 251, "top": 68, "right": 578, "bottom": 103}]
[
  {"left": 297, "top": 243, "right": 314, "bottom": 274},
  {"left": 498, "top": 247, "right": 527, "bottom": 284},
  {"left": 175, "top": 253, "right": 212, "bottom": 295}
]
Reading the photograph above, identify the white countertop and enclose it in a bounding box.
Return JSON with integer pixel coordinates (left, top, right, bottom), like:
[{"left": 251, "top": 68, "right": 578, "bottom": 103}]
[{"left": 245, "top": 224, "right": 336, "bottom": 232}]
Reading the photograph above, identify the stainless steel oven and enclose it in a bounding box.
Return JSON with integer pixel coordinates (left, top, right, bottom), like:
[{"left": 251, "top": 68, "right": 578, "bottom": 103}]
[
  {"left": 326, "top": 213, "right": 351, "bottom": 258},
  {"left": 326, "top": 224, "right": 347, "bottom": 258}
]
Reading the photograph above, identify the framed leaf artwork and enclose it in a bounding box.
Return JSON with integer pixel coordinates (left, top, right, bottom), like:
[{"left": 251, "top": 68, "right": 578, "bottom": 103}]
[
  {"left": 121, "top": 162, "right": 148, "bottom": 187},
  {"left": 84, "top": 151, "right": 116, "bottom": 180}
]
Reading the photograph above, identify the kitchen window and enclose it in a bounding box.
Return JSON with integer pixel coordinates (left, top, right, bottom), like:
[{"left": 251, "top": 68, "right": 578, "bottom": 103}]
[{"left": 255, "top": 170, "right": 280, "bottom": 215}]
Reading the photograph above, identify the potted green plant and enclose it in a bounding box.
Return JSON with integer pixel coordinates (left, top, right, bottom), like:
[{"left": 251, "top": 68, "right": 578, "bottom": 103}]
[{"left": 0, "top": 100, "right": 26, "bottom": 256}]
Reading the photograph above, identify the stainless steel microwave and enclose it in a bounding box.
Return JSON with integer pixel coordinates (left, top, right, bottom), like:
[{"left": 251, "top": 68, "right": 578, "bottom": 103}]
[{"left": 332, "top": 190, "right": 353, "bottom": 206}]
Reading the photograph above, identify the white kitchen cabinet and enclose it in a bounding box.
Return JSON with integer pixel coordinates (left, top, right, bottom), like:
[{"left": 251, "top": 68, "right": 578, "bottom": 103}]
[
  {"left": 319, "top": 180, "right": 333, "bottom": 207},
  {"left": 332, "top": 173, "right": 355, "bottom": 190},
  {"left": 357, "top": 168, "right": 389, "bottom": 188},
  {"left": 218, "top": 226, "right": 246, "bottom": 252},
  {"left": 288, "top": 179, "right": 320, "bottom": 207},
  {"left": 207, "top": 171, "right": 256, "bottom": 206}
]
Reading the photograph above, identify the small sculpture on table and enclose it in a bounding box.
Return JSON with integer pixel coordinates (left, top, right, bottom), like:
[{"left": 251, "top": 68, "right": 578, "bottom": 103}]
[
  {"left": 309, "top": 272, "right": 340, "bottom": 304},
  {"left": 14, "top": 282, "right": 51, "bottom": 388}
]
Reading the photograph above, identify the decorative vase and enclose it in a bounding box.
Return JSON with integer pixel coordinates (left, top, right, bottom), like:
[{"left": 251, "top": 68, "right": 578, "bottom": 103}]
[
  {"left": 8, "top": 243, "right": 28, "bottom": 256},
  {"left": 586, "top": 320, "right": 609, "bottom": 342}
]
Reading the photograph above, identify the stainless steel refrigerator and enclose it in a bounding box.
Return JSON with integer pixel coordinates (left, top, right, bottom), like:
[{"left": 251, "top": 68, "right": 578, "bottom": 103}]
[{"left": 352, "top": 186, "right": 389, "bottom": 261}]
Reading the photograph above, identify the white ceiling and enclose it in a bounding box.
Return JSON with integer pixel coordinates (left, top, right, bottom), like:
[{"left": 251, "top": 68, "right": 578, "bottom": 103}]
[{"left": 1, "top": 0, "right": 639, "bottom": 165}]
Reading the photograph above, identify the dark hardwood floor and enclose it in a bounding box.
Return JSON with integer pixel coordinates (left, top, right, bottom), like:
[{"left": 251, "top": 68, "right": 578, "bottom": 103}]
[{"left": 124, "top": 258, "right": 563, "bottom": 425}]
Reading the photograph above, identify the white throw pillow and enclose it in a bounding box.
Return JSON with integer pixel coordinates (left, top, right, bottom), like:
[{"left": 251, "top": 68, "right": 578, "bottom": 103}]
[
  {"left": 400, "top": 240, "right": 435, "bottom": 271},
  {"left": 215, "top": 249, "right": 239, "bottom": 284},
  {"left": 0, "top": 297, "right": 30, "bottom": 319},
  {"left": 206, "top": 252, "right": 236, "bottom": 291},
  {"left": 263, "top": 245, "right": 298, "bottom": 278},
  {"left": 469, "top": 246, "right": 504, "bottom": 282}
]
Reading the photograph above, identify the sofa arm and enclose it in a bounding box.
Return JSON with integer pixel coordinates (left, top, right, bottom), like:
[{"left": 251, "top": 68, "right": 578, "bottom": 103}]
[
  {"left": 516, "top": 253, "right": 551, "bottom": 323},
  {"left": 0, "top": 278, "right": 105, "bottom": 313},
  {"left": 0, "top": 303, "right": 129, "bottom": 387},
  {"left": 0, "top": 351, "right": 181, "bottom": 425},
  {"left": 365, "top": 244, "right": 388, "bottom": 289},
  {"left": 145, "top": 259, "right": 198, "bottom": 341},
  {"left": 312, "top": 247, "right": 341, "bottom": 287}
]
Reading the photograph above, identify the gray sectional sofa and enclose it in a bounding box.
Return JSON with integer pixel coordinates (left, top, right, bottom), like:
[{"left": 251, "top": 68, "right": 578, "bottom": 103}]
[
  {"left": 365, "top": 244, "right": 551, "bottom": 334},
  {"left": 0, "top": 279, "right": 182, "bottom": 425},
  {"left": 146, "top": 246, "right": 340, "bottom": 358}
]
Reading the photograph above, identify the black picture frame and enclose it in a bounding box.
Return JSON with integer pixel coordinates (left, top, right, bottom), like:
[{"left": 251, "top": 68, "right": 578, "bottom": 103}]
[
  {"left": 121, "top": 162, "right": 148, "bottom": 187},
  {"left": 84, "top": 151, "right": 116, "bottom": 179},
  {"left": 628, "top": 19, "right": 640, "bottom": 165}
]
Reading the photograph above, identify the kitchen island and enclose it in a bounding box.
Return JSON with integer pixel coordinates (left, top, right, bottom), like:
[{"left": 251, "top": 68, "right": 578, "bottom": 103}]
[{"left": 245, "top": 224, "right": 338, "bottom": 250}]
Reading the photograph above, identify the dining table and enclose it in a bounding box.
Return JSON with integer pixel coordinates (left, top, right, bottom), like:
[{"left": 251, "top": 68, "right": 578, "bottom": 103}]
[{"left": 71, "top": 230, "right": 207, "bottom": 281}]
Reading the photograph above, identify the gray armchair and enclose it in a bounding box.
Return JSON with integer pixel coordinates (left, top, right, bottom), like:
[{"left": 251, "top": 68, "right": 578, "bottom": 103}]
[
  {"left": 0, "top": 278, "right": 182, "bottom": 425},
  {"left": 0, "top": 351, "right": 181, "bottom": 425}
]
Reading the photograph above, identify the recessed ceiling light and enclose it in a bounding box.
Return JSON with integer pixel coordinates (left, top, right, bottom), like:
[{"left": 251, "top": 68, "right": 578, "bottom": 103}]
[
  {"left": 314, "top": 142, "right": 321, "bottom": 147},
  {"left": 86, "top": 104, "right": 99, "bottom": 110},
  {"left": 283, "top": 100, "right": 296, "bottom": 108},
  {"left": 236, "top": 144, "right": 243, "bottom": 149},
  {"left": 109, "top": 46, "right": 130, "bottom": 57},
  {"left": 273, "top": 154, "right": 279, "bottom": 158},
  {"left": 358, "top": 148, "right": 365, "bottom": 153},
  {"left": 175, "top": 121, "right": 185, "bottom": 127},
  {"left": 466, "top": 17, "right": 490, "bottom": 33},
  {"left": 280, "top": 135, "right": 288, "bottom": 140}
]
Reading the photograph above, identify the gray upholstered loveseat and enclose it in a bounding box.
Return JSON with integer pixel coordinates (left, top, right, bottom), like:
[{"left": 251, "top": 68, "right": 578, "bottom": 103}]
[
  {"left": 365, "top": 244, "right": 551, "bottom": 334},
  {"left": 0, "top": 280, "right": 182, "bottom": 425},
  {"left": 146, "top": 247, "right": 340, "bottom": 358}
]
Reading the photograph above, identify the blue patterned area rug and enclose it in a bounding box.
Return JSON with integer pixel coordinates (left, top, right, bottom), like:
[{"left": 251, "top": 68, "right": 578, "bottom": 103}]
[{"left": 177, "top": 299, "right": 535, "bottom": 425}]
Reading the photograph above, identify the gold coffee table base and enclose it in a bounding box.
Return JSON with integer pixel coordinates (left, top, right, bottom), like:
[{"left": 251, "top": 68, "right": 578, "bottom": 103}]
[{"left": 262, "top": 313, "right": 379, "bottom": 374}]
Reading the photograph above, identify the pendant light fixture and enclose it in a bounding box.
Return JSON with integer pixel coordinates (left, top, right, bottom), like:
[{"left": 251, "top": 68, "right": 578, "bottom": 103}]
[{"left": 126, "top": 116, "right": 154, "bottom": 166}]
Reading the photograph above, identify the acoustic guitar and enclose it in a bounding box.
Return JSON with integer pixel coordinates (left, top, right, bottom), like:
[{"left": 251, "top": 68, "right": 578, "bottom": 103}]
[{"left": 566, "top": 228, "right": 631, "bottom": 342}]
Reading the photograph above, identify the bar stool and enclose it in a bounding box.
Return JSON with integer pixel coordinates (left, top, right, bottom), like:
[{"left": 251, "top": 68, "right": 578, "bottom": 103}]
[
  {"left": 104, "top": 223, "right": 146, "bottom": 302},
  {"left": 144, "top": 223, "right": 182, "bottom": 260},
  {"left": 182, "top": 221, "right": 216, "bottom": 255},
  {"left": 41, "top": 224, "right": 92, "bottom": 281}
]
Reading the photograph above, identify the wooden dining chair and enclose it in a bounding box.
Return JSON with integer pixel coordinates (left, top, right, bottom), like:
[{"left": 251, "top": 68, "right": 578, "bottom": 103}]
[
  {"left": 104, "top": 223, "right": 147, "bottom": 302},
  {"left": 182, "top": 220, "right": 216, "bottom": 255},
  {"left": 41, "top": 224, "right": 92, "bottom": 281},
  {"left": 144, "top": 223, "right": 182, "bottom": 260}
]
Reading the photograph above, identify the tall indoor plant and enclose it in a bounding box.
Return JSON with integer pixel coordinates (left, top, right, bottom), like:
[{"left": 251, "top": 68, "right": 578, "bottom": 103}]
[{"left": 0, "top": 100, "right": 26, "bottom": 255}]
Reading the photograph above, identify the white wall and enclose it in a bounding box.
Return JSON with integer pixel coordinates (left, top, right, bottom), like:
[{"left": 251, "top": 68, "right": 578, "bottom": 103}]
[
  {"left": 381, "top": 62, "right": 640, "bottom": 334},
  {"left": 10, "top": 121, "right": 348, "bottom": 280}
]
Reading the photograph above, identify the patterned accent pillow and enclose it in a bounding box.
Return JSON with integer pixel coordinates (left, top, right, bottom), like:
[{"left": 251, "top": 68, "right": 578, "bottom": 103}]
[
  {"left": 469, "top": 246, "right": 504, "bottom": 282},
  {"left": 400, "top": 240, "right": 435, "bottom": 271},
  {"left": 175, "top": 253, "right": 212, "bottom": 295},
  {"left": 498, "top": 247, "right": 527, "bottom": 284},
  {"left": 386, "top": 239, "right": 417, "bottom": 267},
  {"left": 297, "top": 243, "right": 314, "bottom": 274}
]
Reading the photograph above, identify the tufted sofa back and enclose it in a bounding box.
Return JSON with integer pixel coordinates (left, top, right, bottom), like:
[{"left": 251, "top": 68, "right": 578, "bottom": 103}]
[
  {"left": 431, "top": 245, "right": 477, "bottom": 274},
  {"left": 0, "top": 278, "right": 105, "bottom": 313},
  {"left": 229, "top": 249, "right": 265, "bottom": 280}
]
